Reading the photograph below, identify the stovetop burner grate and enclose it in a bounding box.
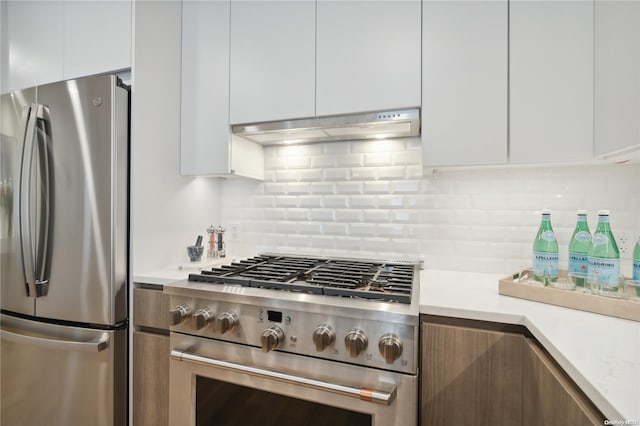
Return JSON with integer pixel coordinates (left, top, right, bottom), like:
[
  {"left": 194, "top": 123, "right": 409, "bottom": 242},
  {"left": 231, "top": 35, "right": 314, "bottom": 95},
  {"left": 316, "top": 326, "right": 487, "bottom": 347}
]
[{"left": 188, "top": 255, "right": 415, "bottom": 304}]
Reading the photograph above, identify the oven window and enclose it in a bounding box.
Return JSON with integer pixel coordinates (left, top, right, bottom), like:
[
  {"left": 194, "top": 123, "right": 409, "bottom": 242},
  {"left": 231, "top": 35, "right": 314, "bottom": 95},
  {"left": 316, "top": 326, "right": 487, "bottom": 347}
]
[{"left": 196, "top": 376, "right": 372, "bottom": 426}]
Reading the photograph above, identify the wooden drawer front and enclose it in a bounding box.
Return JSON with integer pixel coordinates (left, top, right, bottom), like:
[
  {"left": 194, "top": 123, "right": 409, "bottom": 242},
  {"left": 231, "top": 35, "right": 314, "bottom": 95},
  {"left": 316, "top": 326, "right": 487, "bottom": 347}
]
[
  {"left": 133, "top": 331, "right": 169, "bottom": 426},
  {"left": 133, "top": 287, "right": 170, "bottom": 330}
]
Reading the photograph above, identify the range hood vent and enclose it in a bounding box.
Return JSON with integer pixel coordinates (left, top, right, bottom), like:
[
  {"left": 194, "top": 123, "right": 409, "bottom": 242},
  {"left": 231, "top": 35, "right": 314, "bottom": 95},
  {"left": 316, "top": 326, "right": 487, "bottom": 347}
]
[{"left": 232, "top": 108, "right": 420, "bottom": 146}]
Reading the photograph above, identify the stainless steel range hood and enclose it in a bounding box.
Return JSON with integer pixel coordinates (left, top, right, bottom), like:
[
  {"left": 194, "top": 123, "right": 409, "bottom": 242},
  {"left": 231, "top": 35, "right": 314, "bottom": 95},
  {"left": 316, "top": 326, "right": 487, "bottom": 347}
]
[{"left": 231, "top": 108, "right": 420, "bottom": 146}]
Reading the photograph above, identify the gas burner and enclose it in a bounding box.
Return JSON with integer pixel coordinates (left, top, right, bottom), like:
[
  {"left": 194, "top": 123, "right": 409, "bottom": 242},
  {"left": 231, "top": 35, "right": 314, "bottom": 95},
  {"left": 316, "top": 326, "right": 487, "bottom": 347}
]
[{"left": 188, "top": 254, "right": 416, "bottom": 304}]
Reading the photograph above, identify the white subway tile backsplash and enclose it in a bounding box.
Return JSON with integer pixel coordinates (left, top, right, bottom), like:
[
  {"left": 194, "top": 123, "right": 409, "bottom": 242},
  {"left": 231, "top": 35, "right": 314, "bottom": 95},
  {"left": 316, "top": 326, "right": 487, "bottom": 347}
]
[
  {"left": 299, "top": 169, "right": 324, "bottom": 181},
  {"left": 377, "top": 166, "right": 406, "bottom": 180},
  {"left": 363, "top": 209, "right": 390, "bottom": 222},
  {"left": 311, "top": 155, "right": 336, "bottom": 168},
  {"left": 298, "top": 196, "right": 323, "bottom": 208},
  {"left": 323, "top": 168, "right": 351, "bottom": 181},
  {"left": 363, "top": 181, "right": 391, "bottom": 194},
  {"left": 264, "top": 183, "right": 288, "bottom": 195},
  {"left": 287, "top": 208, "right": 310, "bottom": 221},
  {"left": 287, "top": 182, "right": 311, "bottom": 195},
  {"left": 349, "top": 195, "right": 377, "bottom": 208},
  {"left": 276, "top": 170, "right": 299, "bottom": 182},
  {"left": 377, "top": 195, "right": 404, "bottom": 208},
  {"left": 323, "top": 223, "right": 348, "bottom": 235},
  {"left": 263, "top": 208, "right": 287, "bottom": 220},
  {"left": 335, "top": 181, "right": 363, "bottom": 194},
  {"left": 323, "top": 195, "right": 349, "bottom": 208},
  {"left": 349, "top": 223, "right": 377, "bottom": 236},
  {"left": 310, "top": 182, "right": 335, "bottom": 195},
  {"left": 335, "top": 209, "right": 363, "bottom": 223},
  {"left": 310, "top": 209, "right": 335, "bottom": 221},
  {"left": 298, "top": 222, "right": 323, "bottom": 234},
  {"left": 275, "top": 196, "right": 298, "bottom": 208},
  {"left": 377, "top": 223, "right": 405, "bottom": 237},
  {"left": 350, "top": 167, "right": 378, "bottom": 181},
  {"left": 219, "top": 138, "right": 639, "bottom": 275},
  {"left": 287, "top": 156, "right": 311, "bottom": 169}
]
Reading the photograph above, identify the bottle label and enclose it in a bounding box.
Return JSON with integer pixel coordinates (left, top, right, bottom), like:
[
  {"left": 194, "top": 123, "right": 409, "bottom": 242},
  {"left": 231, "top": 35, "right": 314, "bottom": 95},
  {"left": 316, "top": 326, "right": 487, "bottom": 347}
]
[
  {"left": 541, "top": 231, "right": 555, "bottom": 242},
  {"left": 588, "top": 258, "right": 620, "bottom": 286},
  {"left": 533, "top": 251, "right": 559, "bottom": 278},
  {"left": 573, "top": 231, "right": 591, "bottom": 243},
  {"left": 633, "top": 260, "right": 640, "bottom": 281},
  {"left": 568, "top": 253, "right": 588, "bottom": 276},
  {"left": 592, "top": 233, "right": 609, "bottom": 246}
]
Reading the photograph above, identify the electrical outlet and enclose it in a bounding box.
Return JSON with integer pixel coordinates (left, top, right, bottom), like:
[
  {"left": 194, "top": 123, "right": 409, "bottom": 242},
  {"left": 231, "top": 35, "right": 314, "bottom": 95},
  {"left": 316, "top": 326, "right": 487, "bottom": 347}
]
[
  {"left": 617, "top": 232, "right": 637, "bottom": 258},
  {"left": 229, "top": 222, "right": 241, "bottom": 240}
]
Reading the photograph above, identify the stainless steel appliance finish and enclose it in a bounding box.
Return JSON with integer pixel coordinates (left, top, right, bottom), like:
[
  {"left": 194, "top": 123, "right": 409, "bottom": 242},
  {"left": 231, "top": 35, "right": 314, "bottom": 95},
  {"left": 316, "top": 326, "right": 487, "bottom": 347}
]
[
  {"left": 166, "top": 254, "right": 420, "bottom": 425},
  {"left": 232, "top": 108, "right": 420, "bottom": 146},
  {"left": 0, "top": 74, "right": 129, "bottom": 426},
  {"left": 0, "top": 314, "right": 126, "bottom": 426}
]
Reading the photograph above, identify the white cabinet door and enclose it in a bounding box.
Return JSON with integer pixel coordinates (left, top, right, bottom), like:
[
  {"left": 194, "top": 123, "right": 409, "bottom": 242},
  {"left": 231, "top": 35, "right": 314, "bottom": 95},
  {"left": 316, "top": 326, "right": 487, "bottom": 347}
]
[
  {"left": 63, "top": 0, "right": 132, "bottom": 80},
  {"left": 2, "top": 1, "right": 64, "bottom": 93},
  {"left": 181, "top": 0, "right": 231, "bottom": 175},
  {"left": 510, "top": 0, "right": 594, "bottom": 164},
  {"left": 422, "top": 1, "right": 508, "bottom": 167},
  {"left": 229, "top": 0, "right": 315, "bottom": 124},
  {"left": 594, "top": 1, "right": 640, "bottom": 159},
  {"left": 316, "top": 0, "right": 421, "bottom": 116}
]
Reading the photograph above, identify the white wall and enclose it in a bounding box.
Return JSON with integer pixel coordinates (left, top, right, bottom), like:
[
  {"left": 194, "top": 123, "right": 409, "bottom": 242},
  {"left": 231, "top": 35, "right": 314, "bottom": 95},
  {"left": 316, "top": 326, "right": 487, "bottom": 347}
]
[
  {"left": 221, "top": 138, "right": 640, "bottom": 274},
  {"left": 131, "top": 0, "right": 221, "bottom": 274}
]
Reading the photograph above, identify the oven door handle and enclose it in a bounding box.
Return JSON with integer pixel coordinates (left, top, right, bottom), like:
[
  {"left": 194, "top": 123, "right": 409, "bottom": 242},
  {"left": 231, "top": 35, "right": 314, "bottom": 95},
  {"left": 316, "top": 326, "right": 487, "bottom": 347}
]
[{"left": 171, "top": 349, "right": 397, "bottom": 405}]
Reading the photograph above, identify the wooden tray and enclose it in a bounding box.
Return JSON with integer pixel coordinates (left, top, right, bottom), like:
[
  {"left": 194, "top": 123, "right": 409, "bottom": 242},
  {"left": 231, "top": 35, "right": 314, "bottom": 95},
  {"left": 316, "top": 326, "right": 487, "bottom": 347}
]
[{"left": 498, "top": 270, "right": 640, "bottom": 322}]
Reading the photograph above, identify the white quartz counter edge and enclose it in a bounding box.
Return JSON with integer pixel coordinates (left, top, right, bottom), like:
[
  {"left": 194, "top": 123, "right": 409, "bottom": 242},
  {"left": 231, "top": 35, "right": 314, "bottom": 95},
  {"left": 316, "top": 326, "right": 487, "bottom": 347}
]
[{"left": 419, "top": 270, "right": 640, "bottom": 423}]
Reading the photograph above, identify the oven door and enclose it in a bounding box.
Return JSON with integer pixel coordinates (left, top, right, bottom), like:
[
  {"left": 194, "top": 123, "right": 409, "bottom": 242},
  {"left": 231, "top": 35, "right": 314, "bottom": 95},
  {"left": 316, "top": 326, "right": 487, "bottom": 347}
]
[{"left": 170, "top": 333, "right": 417, "bottom": 426}]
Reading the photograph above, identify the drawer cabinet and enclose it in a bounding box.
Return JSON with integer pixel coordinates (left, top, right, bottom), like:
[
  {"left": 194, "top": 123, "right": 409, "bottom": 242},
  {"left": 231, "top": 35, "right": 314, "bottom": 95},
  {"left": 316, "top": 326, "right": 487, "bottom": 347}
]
[{"left": 133, "top": 286, "right": 170, "bottom": 426}]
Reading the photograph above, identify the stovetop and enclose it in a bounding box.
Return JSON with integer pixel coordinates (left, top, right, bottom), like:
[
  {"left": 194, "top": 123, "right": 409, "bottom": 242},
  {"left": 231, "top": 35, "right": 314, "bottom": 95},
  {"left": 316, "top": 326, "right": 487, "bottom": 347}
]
[{"left": 188, "top": 254, "right": 416, "bottom": 304}]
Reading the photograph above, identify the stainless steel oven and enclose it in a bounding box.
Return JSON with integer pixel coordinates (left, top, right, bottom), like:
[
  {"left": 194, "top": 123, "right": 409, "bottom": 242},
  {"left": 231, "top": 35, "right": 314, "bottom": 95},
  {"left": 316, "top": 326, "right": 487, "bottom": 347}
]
[{"left": 165, "top": 254, "right": 420, "bottom": 426}]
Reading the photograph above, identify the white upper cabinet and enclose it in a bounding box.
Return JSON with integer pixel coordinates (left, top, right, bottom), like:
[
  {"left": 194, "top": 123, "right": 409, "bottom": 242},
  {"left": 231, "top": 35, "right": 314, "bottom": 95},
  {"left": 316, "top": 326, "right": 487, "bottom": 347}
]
[
  {"left": 63, "top": 0, "right": 132, "bottom": 80},
  {"left": 316, "top": 0, "right": 421, "bottom": 116},
  {"left": 509, "top": 0, "right": 594, "bottom": 164},
  {"left": 2, "top": 1, "right": 64, "bottom": 93},
  {"left": 594, "top": 1, "right": 640, "bottom": 160},
  {"left": 229, "top": 0, "right": 315, "bottom": 124},
  {"left": 422, "top": 1, "right": 508, "bottom": 167},
  {"left": 181, "top": 0, "right": 232, "bottom": 176}
]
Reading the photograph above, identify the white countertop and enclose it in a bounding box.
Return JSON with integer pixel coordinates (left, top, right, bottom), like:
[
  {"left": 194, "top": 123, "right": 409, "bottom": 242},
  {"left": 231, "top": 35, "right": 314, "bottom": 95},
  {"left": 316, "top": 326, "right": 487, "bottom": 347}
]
[
  {"left": 132, "top": 257, "right": 238, "bottom": 286},
  {"left": 420, "top": 269, "right": 640, "bottom": 423}
]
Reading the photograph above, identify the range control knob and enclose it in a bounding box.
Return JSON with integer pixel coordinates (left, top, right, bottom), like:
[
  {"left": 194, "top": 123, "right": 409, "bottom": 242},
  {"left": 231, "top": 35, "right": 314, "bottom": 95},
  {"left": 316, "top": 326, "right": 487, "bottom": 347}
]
[
  {"left": 190, "top": 308, "right": 214, "bottom": 331},
  {"left": 312, "top": 324, "right": 335, "bottom": 352},
  {"left": 378, "top": 333, "right": 403, "bottom": 364},
  {"left": 260, "top": 326, "right": 285, "bottom": 353},
  {"left": 344, "top": 329, "right": 368, "bottom": 358},
  {"left": 214, "top": 311, "right": 239, "bottom": 334},
  {"left": 169, "top": 304, "right": 190, "bottom": 326}
]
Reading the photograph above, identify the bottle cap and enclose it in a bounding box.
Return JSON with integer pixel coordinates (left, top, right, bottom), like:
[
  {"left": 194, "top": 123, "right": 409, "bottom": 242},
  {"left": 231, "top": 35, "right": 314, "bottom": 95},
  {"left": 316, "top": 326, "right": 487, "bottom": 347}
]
[
  {"left": 541, "top": 209, "right": 551, "bottom": 215},
  {"left": 577, "top": 209, "right": 587, "bottom": 215},
  {"left": 597, "top": 210, "right": 610, "bottom": 216}
]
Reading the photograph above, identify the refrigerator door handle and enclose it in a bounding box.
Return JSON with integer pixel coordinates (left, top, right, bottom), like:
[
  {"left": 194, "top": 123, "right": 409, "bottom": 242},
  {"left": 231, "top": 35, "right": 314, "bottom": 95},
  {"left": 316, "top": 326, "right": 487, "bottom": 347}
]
[
  {"left": 18, "top": 103, "right": 51, "bottom": 298},
  {"left": 34, "top": 105, "right": 51, "bottom": 297},
  {"left": 18, "top": 104, "right": 39, "bottom": 298},
  {"left": 0, "top": 328, "right": 110, "bottom": 353}
]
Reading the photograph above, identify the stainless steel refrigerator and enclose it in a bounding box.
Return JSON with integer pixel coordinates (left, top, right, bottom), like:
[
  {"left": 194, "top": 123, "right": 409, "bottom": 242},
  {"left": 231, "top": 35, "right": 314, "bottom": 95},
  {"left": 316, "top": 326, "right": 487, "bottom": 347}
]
[{"left": 0, "top": 74, "right": 128, "bottom": 426}]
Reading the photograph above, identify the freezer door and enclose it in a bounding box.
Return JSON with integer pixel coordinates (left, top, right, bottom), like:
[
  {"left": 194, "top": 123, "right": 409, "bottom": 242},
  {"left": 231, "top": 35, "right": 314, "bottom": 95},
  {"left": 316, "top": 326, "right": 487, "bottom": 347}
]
[
  {"left": 33, "top": 75, "right": 128, "bottom": 325},
  {"left": 0, "top": 314, "right": 127, "bottom": 426},
  {"left": 1, "top": 88, "right": 38, "bottom": 316}
]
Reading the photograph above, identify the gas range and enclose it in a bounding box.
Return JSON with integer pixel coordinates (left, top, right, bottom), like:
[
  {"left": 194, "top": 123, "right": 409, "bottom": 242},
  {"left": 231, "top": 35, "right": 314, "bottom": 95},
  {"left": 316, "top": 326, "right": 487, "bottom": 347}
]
[{"left": 164, "top": 254, "right": 421, "bottom": 374}]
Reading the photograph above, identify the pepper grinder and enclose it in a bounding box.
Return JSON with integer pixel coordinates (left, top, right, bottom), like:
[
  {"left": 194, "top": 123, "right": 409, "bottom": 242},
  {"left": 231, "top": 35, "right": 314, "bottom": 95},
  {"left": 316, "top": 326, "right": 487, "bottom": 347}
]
[
  {"left": 216, "top": 226, "right": 226, "bottom": 258},
  {"left": 206, "top": 225, "right": 217, "bottom": 258}
]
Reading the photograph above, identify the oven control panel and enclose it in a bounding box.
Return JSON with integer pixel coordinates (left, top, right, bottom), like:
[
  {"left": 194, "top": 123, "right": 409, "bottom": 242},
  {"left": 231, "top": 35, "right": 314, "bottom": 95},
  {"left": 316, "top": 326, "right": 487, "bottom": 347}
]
[{"left": 168, "top": 296, "right": 418, "bottom": 375}]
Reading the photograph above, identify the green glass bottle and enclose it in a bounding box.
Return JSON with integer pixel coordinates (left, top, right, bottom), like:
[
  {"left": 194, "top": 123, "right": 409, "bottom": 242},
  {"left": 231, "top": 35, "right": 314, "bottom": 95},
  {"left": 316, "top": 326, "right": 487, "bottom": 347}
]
[
  {"left": 568, "top": 210, "right": 591, "bottom": 288},
  {"left": 532, "top": 210, "right": 559, "bottom": 285},
  {"left": 587, "top": 210, "right": 620, "bottom": 291},
  {"left": 633, "top": 237, "right": 640, "bottom": 281}
]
